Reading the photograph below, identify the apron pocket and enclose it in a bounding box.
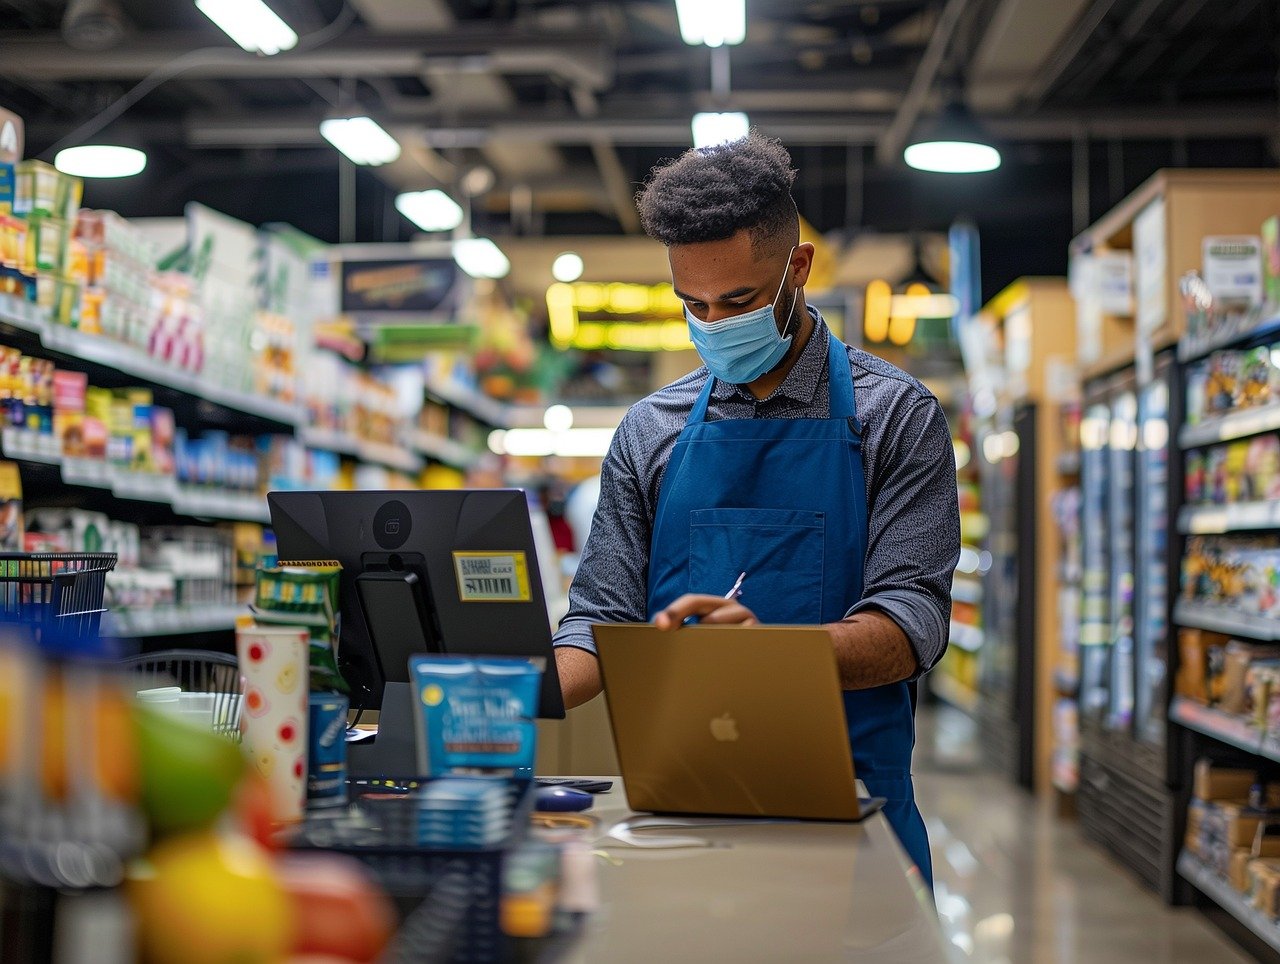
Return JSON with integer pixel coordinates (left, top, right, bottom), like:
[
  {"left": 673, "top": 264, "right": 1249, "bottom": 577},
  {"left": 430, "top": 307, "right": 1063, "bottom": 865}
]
[{"left": 688, "top": 507, "right": 825, "bottom": 623}]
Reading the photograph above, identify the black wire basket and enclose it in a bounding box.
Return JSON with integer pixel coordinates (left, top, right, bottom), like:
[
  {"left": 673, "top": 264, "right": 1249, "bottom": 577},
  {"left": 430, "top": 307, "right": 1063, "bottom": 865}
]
[{"left": 0, "top": 552, "right": 117, "bottom": 643}]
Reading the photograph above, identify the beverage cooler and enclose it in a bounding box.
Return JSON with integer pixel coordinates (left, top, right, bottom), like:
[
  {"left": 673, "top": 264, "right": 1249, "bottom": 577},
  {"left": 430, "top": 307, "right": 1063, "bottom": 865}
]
[
  {"left": 1076, "top": 352, "right": 1180, "bottom": 901},
  {"left": 977, "top": 403, "right": 1037, "bottom": 790}
]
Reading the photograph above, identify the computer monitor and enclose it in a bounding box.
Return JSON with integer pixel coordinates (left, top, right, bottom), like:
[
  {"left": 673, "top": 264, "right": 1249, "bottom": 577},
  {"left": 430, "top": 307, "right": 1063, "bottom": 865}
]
[{"left": 267, "top": 489, "right": 565, "bottom": 720}]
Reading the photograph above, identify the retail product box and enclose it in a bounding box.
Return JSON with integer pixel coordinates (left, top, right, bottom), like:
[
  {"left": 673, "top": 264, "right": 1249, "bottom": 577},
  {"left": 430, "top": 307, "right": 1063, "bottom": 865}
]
[
  {"left": 1195, "top": 759, "right": 1264, "bottom": 803},
  {"left": 1177, "top": 629, "right": 1231, "bottom": 704},
  {"left": 1250, "top": 858, "right": 1280, "bottom": 915},
  {"left": 1204, "top": 235, "right": 1264, "bottom": 308},
  {"left": 1221, "top": 803, "right": 1277, "bottom": 848},
  {"left": 15, "top": 160, "right": 81, "bottom": 221},
  {"left": 0, "top": 164, "right": 13, "bottom": 218},
  {"left": 24, "top": 215, "right": 70, "bottom": 273},
  {"left": 1263, "top": 216, "right": 1280, "bottom": 306},
  {"left": 1221, "top": 643, "right": 1280, "bottom": 715}
]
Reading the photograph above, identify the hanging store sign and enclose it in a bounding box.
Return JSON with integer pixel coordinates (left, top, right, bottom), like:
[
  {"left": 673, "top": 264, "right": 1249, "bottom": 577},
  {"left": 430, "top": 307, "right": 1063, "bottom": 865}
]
[
  {"left": 339, "top": 257, "right": 463, "bottom": 317},
  {"left": 546, "top": 281, "right": 693, "bottom": 352}
]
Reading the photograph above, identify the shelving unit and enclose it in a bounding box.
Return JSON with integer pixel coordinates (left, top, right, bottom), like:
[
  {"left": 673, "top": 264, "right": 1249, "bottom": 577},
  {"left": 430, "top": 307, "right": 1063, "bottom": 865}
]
[
  {"left": 103, "top": 603, "right": 245, "bottom": 638},
  {"left": 299, "top": 427, "right": 424, "bottom": 474},
  {"left": 1179, "top": 403, "right": 1280, "bottom": 449},
  {"left": 1173, "top": 601, "right": 1280, "bottom": 641},
  {"left": 0, "top": 296, "right": 303, "bottom": 428},
  {"left": 424, "top": 376, "right": 510, "bottom": 427},
  {"left": 411, "top": 430, "right": 482, "bottom": 470},
  {"left": 1, "top": 428, "right": 270, "bottom": 524},
  {"left": 1177, "top": 502, "right": 1280, "bottom": 534},
  {"left": 1178, "top": 851, "right": 1280, "bottom": 956}
]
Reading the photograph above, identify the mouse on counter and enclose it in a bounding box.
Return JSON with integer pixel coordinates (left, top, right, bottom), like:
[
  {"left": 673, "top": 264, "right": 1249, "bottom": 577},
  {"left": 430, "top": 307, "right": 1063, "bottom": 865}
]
[{"left": 535, "top": 785, "right": 594, "bottom": 812}]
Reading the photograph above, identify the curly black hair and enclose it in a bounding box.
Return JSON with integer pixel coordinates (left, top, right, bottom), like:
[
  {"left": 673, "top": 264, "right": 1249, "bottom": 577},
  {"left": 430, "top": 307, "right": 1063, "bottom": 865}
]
[{"left": 635, "top": 131, "right": 799, "bottom": 254}]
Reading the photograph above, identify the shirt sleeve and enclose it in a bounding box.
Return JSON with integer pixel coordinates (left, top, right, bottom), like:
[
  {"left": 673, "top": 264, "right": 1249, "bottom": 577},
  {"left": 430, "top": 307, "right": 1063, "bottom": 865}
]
[
  {"left": 846, "top": 395, "right": 959, "bottom": 677},
  {"left": 552, "top": 412, "right": 653, "bottom": 656}
]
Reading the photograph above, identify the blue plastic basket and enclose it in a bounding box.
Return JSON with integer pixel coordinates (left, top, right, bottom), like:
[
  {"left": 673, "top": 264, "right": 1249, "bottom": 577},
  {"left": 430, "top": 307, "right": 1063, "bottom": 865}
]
[
  {"left": 290, "top": 779, "right": 535, "bottom": 963},
  {"left": 0, "top": 552, "right": 116, "bottom": 643}
]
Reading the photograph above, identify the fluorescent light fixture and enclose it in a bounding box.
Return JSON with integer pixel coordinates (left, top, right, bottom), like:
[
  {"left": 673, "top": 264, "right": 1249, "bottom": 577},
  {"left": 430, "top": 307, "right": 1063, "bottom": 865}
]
[
  {"left": 453, "top": 237, "right": 510, "bottom": 279},
  {"left": 195, "top": 0, "right": 297, "bottom": 55},
  {"left": 904, "top": 141, "right": 1001, "bottom": 174},
  {"left": 395, "top": 189, "right": 464, "bottom": 232},
  {"left": 543, "top": 405, "right": 574, "bottom": 433},
  {"left": 552, "top": 252, "right": 584, "bottom": 283},
  {"left": 54, "top": 145, "right": 146, "bottom": 178},
  {"left": 691, "top": 111, "right": 749, "bottom": 149},
  {"left": 319, "top": 116, "right": 401, "bottom": 166},
  {"left": 904, "top": 102, "right": 1001, "bottom": 174},
  {"left": 675, "top": 0, "right": 745, "bottom": 46}
]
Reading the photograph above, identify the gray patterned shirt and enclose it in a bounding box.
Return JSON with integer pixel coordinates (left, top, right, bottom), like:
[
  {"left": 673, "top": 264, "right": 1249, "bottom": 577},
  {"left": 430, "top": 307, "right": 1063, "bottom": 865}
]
[{"left": 552, "top": 308, "right": 959, "bottom": 678}]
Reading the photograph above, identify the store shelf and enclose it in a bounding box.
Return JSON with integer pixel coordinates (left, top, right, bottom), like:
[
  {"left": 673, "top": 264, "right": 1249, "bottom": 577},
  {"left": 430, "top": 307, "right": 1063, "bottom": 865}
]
[
  {"left": 103, "top": 603, "right": 244, "bottom": 638},
  {"left": 1178, "top": 501, "right": 1280, "bottom": 534},
  {"left": 948, "top": 621, "right": 984, "bottom": 653},
  {"left": 1056, "top": 450, "right": 1081, "bottom": 475},
  {"left": 1179, "top": 311, "right": 1280, "bottom": 364},
  {"left": 424, "top": 377, "right": 509, "bottom": 427},
  {"left": 2, "top": 429, "right": 270, "bottom": 524},
  {"left": 1179, "top": 403, "right": 1280, "bottom": 450},
  {"left": 410, "top": 430, "right": 482, "bottom": 470},
  {"left": 1178, "top": 850, "right": 1280, "bottom": 955},
  {"left": 1169, "top": 696, "right": 1273, "bottom": 758},
  {"left": 1173, "top": 601, "right": 1280, "bottom": 640},
  {"left": 950, "top": 576, "right": 983, "bottom": 605},
  {"left": 300, "top": 428, "right": 424, "bottom": 474},
  {"left": 930, "top": 673, "right": 978, "bottom": 715},
  {"left": 0, "top": 296, "right": 303, "bottom": 427}
]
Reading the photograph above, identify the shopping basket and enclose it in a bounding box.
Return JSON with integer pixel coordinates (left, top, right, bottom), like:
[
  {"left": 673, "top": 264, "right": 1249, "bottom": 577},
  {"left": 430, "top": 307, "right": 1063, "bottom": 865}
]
[
  {"left": 117, "top": 648, "right": 243, "bottom": 740},
  {"left": 0, "top": 552, "right": 116, "bottom": 642}
]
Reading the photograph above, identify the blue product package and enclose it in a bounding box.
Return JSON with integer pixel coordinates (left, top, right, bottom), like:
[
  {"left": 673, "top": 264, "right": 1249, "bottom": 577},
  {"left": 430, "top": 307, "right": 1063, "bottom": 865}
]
[
  {"left": 307, "top": 691, "right": 349, "bottom": 807},
  {"left": 409, "top": 656, "right": 541, "bottom": 777}
]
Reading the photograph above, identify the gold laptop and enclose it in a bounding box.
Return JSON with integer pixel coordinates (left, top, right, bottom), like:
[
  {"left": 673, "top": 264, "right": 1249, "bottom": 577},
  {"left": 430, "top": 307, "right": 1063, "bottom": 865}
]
[{"left": 592, "top": 623, "right": 882, "bottom": 822}]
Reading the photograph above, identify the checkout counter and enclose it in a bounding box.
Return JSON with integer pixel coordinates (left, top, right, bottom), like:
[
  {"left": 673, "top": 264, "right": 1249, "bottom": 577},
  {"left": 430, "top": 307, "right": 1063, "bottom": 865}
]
[{"left": 566, "top": 779, "right": 949, "bottom": 963}]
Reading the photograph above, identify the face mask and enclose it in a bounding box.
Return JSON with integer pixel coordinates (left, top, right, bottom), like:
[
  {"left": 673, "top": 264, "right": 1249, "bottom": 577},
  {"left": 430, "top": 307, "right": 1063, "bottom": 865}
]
[{"left": 684, "top": 247, "right": 799, "bottom": 384}]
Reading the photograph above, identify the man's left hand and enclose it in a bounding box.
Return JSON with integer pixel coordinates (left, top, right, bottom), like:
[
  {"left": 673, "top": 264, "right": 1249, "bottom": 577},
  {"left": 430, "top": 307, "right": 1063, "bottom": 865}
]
[{"left": 654, "top": 594, "right": 759, "bottom": 630}]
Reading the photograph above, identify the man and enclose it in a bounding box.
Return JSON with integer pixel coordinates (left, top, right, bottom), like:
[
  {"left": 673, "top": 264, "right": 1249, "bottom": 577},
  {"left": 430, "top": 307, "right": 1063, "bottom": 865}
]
[{"left": 551, "top": 132, "right": 960, "bottom": 886}]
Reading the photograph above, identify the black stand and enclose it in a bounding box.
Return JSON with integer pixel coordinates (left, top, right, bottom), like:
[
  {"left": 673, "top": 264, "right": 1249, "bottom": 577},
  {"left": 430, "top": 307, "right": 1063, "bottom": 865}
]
[{"left": 347, "top": 681, "right": 418, "bottom": 777}]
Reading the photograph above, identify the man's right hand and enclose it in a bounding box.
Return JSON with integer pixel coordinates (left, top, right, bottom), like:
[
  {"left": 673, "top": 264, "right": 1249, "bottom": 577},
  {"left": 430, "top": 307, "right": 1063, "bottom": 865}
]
[{"left": 555, "top": 646, "right": 603, "bottom": 709}]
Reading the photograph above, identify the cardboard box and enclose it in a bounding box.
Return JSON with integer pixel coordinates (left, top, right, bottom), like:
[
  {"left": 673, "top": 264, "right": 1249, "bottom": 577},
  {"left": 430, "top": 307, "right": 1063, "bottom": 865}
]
[
  {"left": 1251, "top": 858, "right": 1280, "bottom": 915},
  {"left": 1232, "top": 848, "right": 1255, "bottom": 892},
  {"left": 1195, "top": 759, "right": 1258, "bottom": 803},
  {"left": 1186, "top": 800, "right": 1206, "bottom": 856}
]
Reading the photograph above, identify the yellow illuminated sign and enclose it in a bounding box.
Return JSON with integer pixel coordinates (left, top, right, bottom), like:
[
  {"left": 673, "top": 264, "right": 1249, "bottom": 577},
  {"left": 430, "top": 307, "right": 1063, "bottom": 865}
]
[
  {"left": 863, "top": 279, "right": 958, "bottom": 346},
  {"left": 547, "top": 281, "right": 692, "bottom": 351}
]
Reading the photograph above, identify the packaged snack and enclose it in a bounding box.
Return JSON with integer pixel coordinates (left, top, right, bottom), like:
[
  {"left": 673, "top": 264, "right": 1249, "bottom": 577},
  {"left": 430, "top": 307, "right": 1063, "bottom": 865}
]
[
  {"left": 1206, "top": 352, "right": 1241, "bottom": 416},
  {"left": 252, "top": 563, "right": 346, "bottom": 695},
  {"left": 1226, "top": 442, "right": 1250, "bottom": 504},
  {"left": 410, "top": 655, "right": 541, "bottom": 777},
  {"left": 1186, "top": 451, "right": 1207, "bottom": 505},
  {"left": 1241, "top": 347, "right": 1275, "bottom": 408},
  {"left": 1208, "top": 446, "right": 1229, "bottom": 504},
  {"left": 1246, "top": 437, "right": 1280, "bottom": 501},
  {"left": 1264, "top": 217, "right": 1280, "bottom": 305},
  {"left": 0, "top": 461, "right": 21, "bottom": 551}
]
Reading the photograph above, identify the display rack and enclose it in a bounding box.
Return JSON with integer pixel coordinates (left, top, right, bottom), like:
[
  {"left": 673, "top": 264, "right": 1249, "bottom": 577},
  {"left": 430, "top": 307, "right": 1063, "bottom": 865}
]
[
  {"left": 299, "top": 427, "right": 424, "bottom": 474},
  {"left": 0, "top": 296, "right": 303, "bottom": 428},
  {"left": 1177, "top": 502, "right": 1280, "bottom": 535},
  {"left": 410, "top": 430, "right": 482, "bottom": 470},
  {"left": 102, "top": 603, "right": 244, "bottom": 638},
  {"left": 1172, "top": 602, "right": 1280, "bottom": 641},
  {"left": 1179, "top": 403, "right": 1280, "bottom": 449},
  {"left": 424, "top": 376, "right": 510, "bottom": 427},
  {"left": 1, "top": 428, "right": 270, "bottom": 524},
  {"left": 1178, "top": 851, "right": 1280, "bottom": 956}
]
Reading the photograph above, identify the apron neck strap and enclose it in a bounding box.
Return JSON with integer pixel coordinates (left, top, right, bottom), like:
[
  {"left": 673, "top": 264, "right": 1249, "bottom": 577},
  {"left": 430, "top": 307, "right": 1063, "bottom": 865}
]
[
  {"left": 827, "top": 333, "right": 857, "bottom": 419},
  {"left": 685, "top": 327, "right": 859, "bottom": 427}
]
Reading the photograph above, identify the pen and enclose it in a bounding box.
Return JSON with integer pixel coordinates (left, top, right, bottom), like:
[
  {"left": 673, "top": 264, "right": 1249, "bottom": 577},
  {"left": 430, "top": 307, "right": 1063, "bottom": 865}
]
[{"left": 684, "top": 571, "right": 747, "bottom": 625}]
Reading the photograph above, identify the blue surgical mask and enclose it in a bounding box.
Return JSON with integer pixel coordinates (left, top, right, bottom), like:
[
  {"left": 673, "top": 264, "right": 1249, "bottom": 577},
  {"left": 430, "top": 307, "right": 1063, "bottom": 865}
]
[{"left": 684, "top": 248, "right": 799, "bottom": 384}]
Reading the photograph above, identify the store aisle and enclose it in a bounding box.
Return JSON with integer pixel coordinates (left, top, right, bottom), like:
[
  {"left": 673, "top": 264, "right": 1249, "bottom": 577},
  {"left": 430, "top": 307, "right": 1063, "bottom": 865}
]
[{"left": 916, "top": 708, "right": 1249, "bottom": 964}]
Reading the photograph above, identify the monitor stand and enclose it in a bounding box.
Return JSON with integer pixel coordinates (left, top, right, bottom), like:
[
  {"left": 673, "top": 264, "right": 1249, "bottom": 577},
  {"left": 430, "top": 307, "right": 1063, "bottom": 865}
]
[{"left": 347, "top": 681, "right": 417, "bottom": 778}]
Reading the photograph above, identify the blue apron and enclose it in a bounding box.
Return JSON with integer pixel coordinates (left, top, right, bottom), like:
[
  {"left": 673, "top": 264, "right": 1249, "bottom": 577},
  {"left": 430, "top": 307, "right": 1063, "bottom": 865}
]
[{"left": 645, "top": 332, "right": 933, "bottom": 887}]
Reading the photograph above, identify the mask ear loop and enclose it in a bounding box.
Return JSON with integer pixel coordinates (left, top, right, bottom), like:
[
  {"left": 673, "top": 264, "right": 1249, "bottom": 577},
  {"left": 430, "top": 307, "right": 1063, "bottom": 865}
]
[{"left": 776, "top": 245, "right": 801, "bottom": 339}]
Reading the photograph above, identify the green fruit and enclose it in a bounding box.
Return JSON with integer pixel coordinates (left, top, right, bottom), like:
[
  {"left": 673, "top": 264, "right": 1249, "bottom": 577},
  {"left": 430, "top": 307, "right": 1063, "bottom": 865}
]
[{"left": 135, "top": 705, "right": 244, "bottom": 836}]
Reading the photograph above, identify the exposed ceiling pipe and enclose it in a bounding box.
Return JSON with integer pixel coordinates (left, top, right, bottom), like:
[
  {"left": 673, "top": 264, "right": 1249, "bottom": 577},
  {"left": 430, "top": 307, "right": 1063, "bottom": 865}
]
[{"left": 875, "top": 0, "right": 973, "bottom": 165}]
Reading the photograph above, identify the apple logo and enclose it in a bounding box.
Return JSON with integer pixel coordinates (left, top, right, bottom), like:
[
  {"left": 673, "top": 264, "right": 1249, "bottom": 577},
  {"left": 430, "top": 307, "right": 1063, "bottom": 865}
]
[{"left": 709, "top": 712, "right": 739, "bottom": 742}]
